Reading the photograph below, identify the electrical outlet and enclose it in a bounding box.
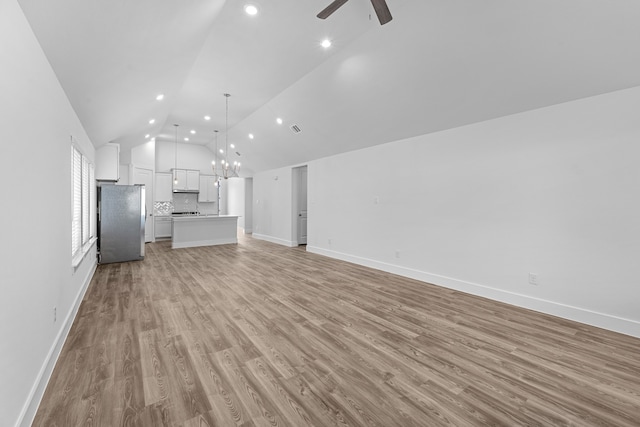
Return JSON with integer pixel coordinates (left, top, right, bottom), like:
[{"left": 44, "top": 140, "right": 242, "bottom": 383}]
[
  {"left": 374, "top": 196, "right": 379, "bottom": 205},
  {"left": 53, "top": 307, "right": 57, "bottom": 323},
  {"left": 528, "top": 273, "right": 539, "bottom": 286},
  {"left": 328, "top": 238, "right": 332, "bottom": 245},
  {"left": 395, "top": 250, "right": 400, "bottom": 258}
]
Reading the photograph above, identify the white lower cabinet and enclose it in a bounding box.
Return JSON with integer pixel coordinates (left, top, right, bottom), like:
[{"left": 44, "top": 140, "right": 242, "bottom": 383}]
[{"left": 154, "top": 216, "right": 172, "bottom": 239}]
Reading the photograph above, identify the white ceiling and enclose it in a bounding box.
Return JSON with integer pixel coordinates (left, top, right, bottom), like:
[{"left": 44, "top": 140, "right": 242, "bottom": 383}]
[{"left": 18, "top": 0, "right": 640, "bottom": 175}]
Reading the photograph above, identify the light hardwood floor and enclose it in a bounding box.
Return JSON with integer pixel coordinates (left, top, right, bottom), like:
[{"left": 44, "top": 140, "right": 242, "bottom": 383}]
[{"left": 34, "top": 235, "right": 640, "bottom": 426}]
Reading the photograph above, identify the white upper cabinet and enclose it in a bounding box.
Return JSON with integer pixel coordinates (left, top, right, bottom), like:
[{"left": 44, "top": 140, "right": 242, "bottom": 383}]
[
  {"left": 198, "top": 175, "right": 218, "bottom": 202},
  {"left": 155, "top": 172, "right": 173, "bottom": 201},
  {"left": 186, "top": 170, "right": 200, "bottom": 191},
  {"left": 172, "top": 169, "right": 187, "bottom": 191},
  {"left": 171, "top": 169, "right": 199, "bottom": 191},
  {"left": 95, "top": 143, "right": 120, "bottom": 181}
]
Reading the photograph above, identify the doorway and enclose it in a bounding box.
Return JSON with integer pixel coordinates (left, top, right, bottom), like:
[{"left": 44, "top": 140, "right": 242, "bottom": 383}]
[
  {"left": 133, "top": 167, "right": 154, "bottom": 242},
  {"left": 292, "top": 166, "right": 308, "bottom": 246}
]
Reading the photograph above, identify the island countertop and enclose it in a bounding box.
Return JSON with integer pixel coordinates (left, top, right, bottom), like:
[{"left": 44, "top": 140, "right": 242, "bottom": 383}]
[{"left": 171, "top": 215, "right": 238, "bottom": 248}]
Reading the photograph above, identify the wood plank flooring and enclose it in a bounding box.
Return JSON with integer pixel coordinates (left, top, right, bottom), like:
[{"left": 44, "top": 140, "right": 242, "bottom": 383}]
[{"left": 33, "top": 235, "right": 640, "bottom": 426}]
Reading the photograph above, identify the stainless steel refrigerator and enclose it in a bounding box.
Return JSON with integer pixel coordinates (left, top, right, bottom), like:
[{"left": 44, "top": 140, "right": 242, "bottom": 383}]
[{"left": 98, "top": 184, "right": 145, "bottom": 264}]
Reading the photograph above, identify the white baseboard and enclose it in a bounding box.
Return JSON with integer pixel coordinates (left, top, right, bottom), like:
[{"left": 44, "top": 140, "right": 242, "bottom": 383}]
[
  {"left": 16, "top": 259, "right": 97, "bottom": 427},
  {"left": 253, "top": 233, "right": 297, "bottom": 247},
  {"left": 306, "top": 245, "right": 640, "bottom": 339}
]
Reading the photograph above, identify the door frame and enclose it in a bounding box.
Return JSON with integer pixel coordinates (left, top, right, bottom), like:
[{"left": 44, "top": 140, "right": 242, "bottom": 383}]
[{"left": 291, "top": 165, "right": 308, "bottom": 246}]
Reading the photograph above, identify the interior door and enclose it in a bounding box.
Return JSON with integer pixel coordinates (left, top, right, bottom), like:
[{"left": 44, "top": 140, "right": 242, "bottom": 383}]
[
  {"left": 133, "top": 167, "right": 154, "bottom": 242},
  {"left": 296, "top": 166, "right": 308, "bottom": 245}
]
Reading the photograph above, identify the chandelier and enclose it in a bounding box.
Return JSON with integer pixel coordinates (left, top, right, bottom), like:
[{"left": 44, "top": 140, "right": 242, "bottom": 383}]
[{"left": 211, "top": 93, "right": 240, "bottom": 179}]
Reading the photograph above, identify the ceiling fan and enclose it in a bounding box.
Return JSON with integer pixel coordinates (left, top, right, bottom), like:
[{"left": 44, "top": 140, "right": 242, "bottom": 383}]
[{"left": 317, "top": 0, "right": 392, "bottom": 25}]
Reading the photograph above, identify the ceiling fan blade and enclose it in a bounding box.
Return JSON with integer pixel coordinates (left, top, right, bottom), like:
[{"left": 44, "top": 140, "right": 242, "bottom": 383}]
[
  {"left": 370, "top": 0, "right": 392, "bottom": 25},
  {"left": 317, "top": 0, "right": 350, "bottom": 19}
]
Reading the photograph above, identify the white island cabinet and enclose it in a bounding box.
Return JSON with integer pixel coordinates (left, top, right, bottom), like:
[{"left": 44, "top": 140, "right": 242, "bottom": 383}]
[{"left": 171, "top": 215, "right": 238, "bottom": 249}]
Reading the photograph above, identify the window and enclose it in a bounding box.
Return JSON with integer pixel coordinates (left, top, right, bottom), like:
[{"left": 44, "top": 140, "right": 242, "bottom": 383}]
[
  {"left": 89, "top": 163, "right": 96, "bottom": 239},
  {"left": 71, "top": 144, "right": 96, "bottom": 264},
  {"left": 82, "top": 155, "right": 90, "bottom": 245},
  {"left": 71, "top": 146, "right": 82, "bottom": 258}
]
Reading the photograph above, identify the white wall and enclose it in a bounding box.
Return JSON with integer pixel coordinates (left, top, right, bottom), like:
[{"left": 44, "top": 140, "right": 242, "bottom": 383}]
[
  {"left": 255, "top": 87, "right": 640, "bottom": 338},
  {"left": 131, "top": 139, "right": 155, "bottom": 171},
  {"left": 0, "top": 1, "right": 97, "bottom": 425},
  {"left": 227, "top": 178, "right": 254, "bottom": 232},
  {"left": 156, "top": 140, "right": 215, "bottom": 174},
  {"left": 117, "top": 163, "right": 130, "bottom": 185},
  {"left": 156, "top": 140, "right": 223, "bottom": 213},
  {"left": 253, "top": 167, "right": 295, "bottom": 246},
  {"left": 244, "top": 178, "right": 253, "bottom": 233},
  {"left": 228, "top": 178, "right": 246, "bottom": 228}
]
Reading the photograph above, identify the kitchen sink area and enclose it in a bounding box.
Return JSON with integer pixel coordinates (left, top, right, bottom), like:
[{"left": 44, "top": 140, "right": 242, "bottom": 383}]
[{"left": 154, "top": 192, "right": 238, "bottom": 248}]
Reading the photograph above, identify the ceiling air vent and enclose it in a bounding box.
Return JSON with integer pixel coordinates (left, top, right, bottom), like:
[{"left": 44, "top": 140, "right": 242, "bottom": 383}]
[
  {"left": 236, "top": 151, "right": 241, "bottom": 156},
  {"left": 290, "top": 124, "right": 302, "bottom": 134}
]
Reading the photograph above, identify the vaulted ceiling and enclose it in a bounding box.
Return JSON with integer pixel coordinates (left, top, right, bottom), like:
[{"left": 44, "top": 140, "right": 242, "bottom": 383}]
[{"left": 18, "top": 0, "right": 640, "bottom": 175}]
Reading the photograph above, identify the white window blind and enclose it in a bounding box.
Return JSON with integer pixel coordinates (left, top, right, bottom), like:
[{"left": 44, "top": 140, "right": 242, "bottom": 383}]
[
  {"left": 71, "top": 146, "right": 82, "bottom": 257},
  {"left": 89, "top": 163, "right": 96, "bottom": 239},
  {"left": 82, "top": 155, "right": 90, "bottom": 244},
  {"left": 72, "top": 143, "right": 96, "bottom": 264}
]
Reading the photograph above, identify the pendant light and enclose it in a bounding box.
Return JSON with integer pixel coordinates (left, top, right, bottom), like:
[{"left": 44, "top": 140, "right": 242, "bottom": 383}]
[
  {"left": 173, "top": 124, "right": 179, "bottom": 185},
  {"left": 211, "top": 130, "right": 221, "bottom": 215},
  {"left": 211, "top": 129, "right": 220, "bottom": 184},
  {"left": 222, "top": 93, "right": 240, "bottom": 179}
]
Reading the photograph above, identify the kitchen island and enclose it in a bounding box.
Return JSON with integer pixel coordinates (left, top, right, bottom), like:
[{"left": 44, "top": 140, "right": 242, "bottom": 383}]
[{"left": 171, "top": 215, "right": 238, "bottom": 249}]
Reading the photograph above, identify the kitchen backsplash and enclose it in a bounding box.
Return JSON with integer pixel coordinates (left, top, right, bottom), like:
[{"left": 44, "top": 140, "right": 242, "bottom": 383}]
[
  {"left": 154, "top": 193, "right": 217, "bottom": 216},
  {"left": 172, "top": 193, "right": 198, "bottom": 212},
  {"left": 154, "top": 201, "right": 173, "bottom": 216}
]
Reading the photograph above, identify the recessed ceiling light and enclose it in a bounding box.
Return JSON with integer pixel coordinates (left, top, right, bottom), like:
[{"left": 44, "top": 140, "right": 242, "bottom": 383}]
[
  {"left": 248, "top": 133, "right": 254, "bottom": 139},
  {"left": 149, "top": 118, "right": 155, "bottom": 124},
  {"left": 190, "top": 129, "right": 196, "bottom": 134},
  {"left": 204, "top": 115, "right": 211, "bottom": 121},
  {"left": 145, "top": 134, "right": 150, "bottom": 139},
  {"left": 156, "top": 94, "right": 164, "bottom": 101},
  {"left": 219, "top": 149, "right": 224, "bottom": 154},
  {"left": 244, "top": 4, "right": 258, "bottom": 16},
  {"left": 321, "top": 39, "right": 332, "bottom": 49},
  {"left": 276, "top": 117, "right": 283, "bottom": 125},
  {"left": 184, "top": 137, "right": 189, "bottom": 141},
  {"left": 230, "top": 144, "right": 235, "bottom": 149}
]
